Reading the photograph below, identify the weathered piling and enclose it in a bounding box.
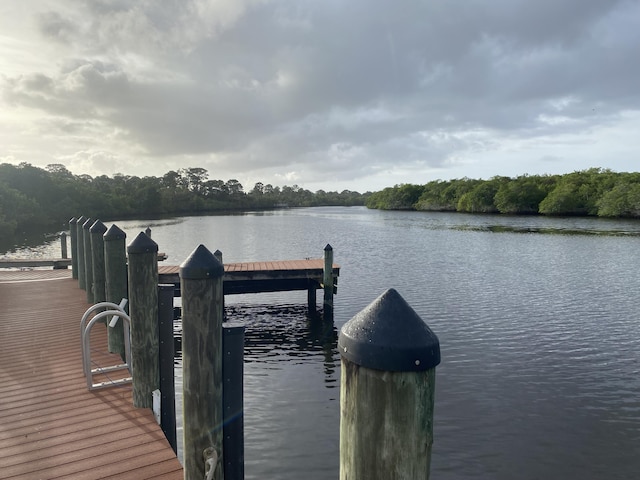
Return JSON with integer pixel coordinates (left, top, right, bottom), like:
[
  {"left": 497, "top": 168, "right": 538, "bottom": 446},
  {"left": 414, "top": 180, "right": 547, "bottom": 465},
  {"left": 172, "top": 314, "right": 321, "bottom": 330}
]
[
  {"left": 323, "top": 244, "right": 334, "bottom": 316},
  {"left": 158, "top": 284, "right": 177, "bottom": 453},
  {"left": 82, "top": 217, "right": 93, "bottom": 302},
  {"left": 104, "top": 225, "right": 128, "bottom": 357},
  {"left": 127, "top": 232, "right": 159, "bottom": 409},
  {"left": 76, "top": 215, "right": 87, "bottom": 289},
  {"left": 60, "top": 232, "right": 68, "bottom": 259},
  {"left": 90, "top": 220, "right": 107, "bottom": 304},
  {"left": 180, "top": 245, "right": 225, "bottom": 480},
  {"left": 338, "top": 288, "right": 441, "bottom": 480},
  {"left": 69, "top": 217, "right": 78, "bottom": 279}
]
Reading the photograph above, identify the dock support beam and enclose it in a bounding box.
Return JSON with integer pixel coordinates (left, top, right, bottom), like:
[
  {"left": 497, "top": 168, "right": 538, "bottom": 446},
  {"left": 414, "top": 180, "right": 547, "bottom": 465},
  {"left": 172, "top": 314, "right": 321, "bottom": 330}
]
[
  {"left": 181, "top": 245, "right": 225, "bottom": 480},
  {"left": 338, "top": 288, "right": 441, "bottom": 480},
  {"left": 158, "top": 284, "right": 177, "bottom": 453},
  {"left": 127, "top": 232, "right": 159, "bottom": 409}
]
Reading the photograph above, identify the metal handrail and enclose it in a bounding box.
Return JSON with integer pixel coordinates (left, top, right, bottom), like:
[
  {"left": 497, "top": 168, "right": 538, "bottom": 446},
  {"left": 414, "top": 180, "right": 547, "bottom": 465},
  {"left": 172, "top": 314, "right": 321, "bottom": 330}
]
[
  {"left": 80, "top": 300, "right": 133, "bottom": 391},
  {"left": 80, "top": 300, "right": 127, "bottom": 375}
]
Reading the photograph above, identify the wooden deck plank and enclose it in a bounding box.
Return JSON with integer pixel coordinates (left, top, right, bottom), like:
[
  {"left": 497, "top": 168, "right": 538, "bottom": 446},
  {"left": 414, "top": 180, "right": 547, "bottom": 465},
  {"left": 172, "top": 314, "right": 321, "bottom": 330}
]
[{"left": 0, "top": 275, "right": 182, "bottom": 479}]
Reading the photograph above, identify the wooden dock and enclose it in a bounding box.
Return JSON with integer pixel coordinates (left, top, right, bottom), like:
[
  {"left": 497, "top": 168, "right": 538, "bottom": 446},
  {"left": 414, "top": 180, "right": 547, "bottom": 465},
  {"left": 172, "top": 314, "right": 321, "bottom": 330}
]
[
  {"left": 0, "top": 270, "right": 183, "bottom": 479},
  {"left": 158, "top": 258, "right": 339, "bottom": 296}
]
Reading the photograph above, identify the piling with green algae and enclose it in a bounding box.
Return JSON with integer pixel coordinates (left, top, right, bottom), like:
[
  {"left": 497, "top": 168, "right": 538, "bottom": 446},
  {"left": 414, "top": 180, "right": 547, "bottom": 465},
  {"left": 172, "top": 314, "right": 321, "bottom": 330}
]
[
  {"left": 127, "top": 231, "right": 159, "bottom": 409},
  {"left": 104, "top": 224, "right": 128, "bottom": 357},
  {"left": 82, "top": 217, "right": 93, "bottom": 302},
  {"left": 338, "top": 288, "right": 441, "bottom": 480},
  {"left": 90, "top": 220, "right": 108, "bottom": 304}
]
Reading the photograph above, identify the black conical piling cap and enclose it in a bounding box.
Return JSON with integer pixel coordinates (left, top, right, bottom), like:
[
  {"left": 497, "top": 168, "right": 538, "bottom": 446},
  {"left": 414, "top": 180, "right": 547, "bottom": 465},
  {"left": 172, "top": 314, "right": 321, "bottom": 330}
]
[
  {"left": 77, "top": 215, "right": 86, "bottom": 224},
  {"left": 179, "top": 244, "right": 224, "bottom": 279},
  {"left": 69, "top": 217, "right": 78, "bottom": 225},
  {"left": 89, "top": 220, "right": 107, "bottom": 235},
  {"left": 127, "top": 231, "right": 159, "bottom": 254},
  {"left": 338, "top": 288, "right": 440, "bottom": 372},
  {"left": 104, "top": 224, "right": 126, "bottom": 241},
  {"left": 82, "top": 217, "right": 93, "bottom": 229}
]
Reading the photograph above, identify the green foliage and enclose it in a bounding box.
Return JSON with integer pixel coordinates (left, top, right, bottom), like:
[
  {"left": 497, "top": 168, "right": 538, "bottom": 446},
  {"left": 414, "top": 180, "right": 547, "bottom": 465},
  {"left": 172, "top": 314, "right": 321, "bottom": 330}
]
[
  {"left": 369, "top": 168, "right": 640, "bottom": 219},
  {"left": 0, "top": 162, "right": 369, "bottom": 240},
  {"left": 365, "top": 184, "right": 424, "bottom": 210},
  {"left": 494, "top": 175, "right": 552, "bottom": 214}
]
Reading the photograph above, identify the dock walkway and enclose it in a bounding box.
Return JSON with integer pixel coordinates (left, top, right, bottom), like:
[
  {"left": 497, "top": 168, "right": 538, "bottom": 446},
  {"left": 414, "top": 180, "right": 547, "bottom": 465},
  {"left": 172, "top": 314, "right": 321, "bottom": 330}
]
[
  {"left": 0, "top": 270, "right": 183, "bottom": 479},
  {"left": 159, "top": 258, "right": 339, "bottom": 296}
]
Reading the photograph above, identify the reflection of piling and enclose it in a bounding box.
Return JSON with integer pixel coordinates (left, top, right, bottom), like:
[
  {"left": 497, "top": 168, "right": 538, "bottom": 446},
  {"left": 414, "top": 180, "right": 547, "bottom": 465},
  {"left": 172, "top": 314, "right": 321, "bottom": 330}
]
[
  {"left": 104, "top": 225, "right": 128, "bottom": 357},
  {"left": 127, "top": 232, "right": 159, "bottom": 409},
  {"left": 180, "top": 245, "right": 225, "bottom": 480},
  {"left": 338, "top": 288, "right": 440, "bottom": 479},
  {"left": 69, "top": 217, "right": 78, "bottom": 278}
]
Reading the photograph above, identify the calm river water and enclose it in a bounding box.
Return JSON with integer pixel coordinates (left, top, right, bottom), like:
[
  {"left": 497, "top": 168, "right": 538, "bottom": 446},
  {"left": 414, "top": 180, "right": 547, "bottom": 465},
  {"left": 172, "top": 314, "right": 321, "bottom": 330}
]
[{"left": 6, "top": 207, "right": 640, "bottom": 479}]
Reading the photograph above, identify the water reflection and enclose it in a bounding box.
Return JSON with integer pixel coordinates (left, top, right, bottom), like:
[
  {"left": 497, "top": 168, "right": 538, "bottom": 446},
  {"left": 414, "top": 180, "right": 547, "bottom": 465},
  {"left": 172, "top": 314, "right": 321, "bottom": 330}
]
[{"left": 174, "top": 303, "right": 339, "bottom": 386}]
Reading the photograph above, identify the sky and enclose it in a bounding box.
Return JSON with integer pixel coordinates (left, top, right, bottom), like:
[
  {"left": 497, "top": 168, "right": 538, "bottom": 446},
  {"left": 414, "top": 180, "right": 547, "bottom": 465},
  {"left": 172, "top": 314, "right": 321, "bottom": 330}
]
[{"left": 1, "top": 0, "right": 639, "bottom": 193}]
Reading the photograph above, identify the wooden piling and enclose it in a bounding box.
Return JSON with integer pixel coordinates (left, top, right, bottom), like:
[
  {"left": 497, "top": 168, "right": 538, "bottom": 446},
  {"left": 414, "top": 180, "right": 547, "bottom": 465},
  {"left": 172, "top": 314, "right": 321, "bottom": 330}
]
[
  {"left": 76, "top": 215, "right": 87, "bottom": 289},
  {"left": 338, "top": 288, "right": 441, "bottom": 480},
  {"left": 180, "top": 244, "right": 225, "bottom": 480},
  {"left": 127, "top": 231, "right": 159, "bottom": 409},
  {"left": 90, "top": 220, "right": 107, "bottom": 304},
  {"left": 82, "top": 217, "right": 93, "bottom": 302},
  {"left": 69, "top": 217, "right": 78, "bottom": 279},
  {"left": 104, "top": 225, "right": 128, "bottom": 357},
  {"left": 60, "top": 232, "right": 68, "bottom": 259},
  {"left": 323, "top": 244, "right": 334, "bottom": 316}
]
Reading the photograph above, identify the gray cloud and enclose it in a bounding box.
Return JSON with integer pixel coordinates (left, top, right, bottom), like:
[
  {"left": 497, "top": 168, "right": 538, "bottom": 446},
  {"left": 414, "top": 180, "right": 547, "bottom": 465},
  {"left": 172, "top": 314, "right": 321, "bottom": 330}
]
[{"left": 1, "top": 0, "right": 639, "bottom": 189}]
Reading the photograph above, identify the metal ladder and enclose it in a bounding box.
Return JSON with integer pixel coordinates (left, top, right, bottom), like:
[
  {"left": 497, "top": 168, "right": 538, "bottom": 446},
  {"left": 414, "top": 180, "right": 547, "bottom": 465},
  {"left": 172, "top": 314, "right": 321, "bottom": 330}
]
[{"left": 80, "top": 300, "right": 133, "bottom": 391}]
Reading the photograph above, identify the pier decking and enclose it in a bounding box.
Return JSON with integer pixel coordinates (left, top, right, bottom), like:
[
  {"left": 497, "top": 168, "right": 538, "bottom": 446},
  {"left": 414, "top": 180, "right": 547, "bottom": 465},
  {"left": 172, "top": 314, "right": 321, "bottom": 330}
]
[
  {"left": 0, "top": 270, "right": 183, "bottom": 479},
  {"left": 158, "top": 258, "right": 340, "bottom": 296}
]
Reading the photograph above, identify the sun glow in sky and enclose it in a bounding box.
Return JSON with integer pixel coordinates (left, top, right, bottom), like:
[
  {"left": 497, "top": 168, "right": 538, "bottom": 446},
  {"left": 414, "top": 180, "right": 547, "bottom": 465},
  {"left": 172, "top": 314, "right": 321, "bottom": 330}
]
[{"left": 1, "top": 1, "right": 639, "bottom": 192}]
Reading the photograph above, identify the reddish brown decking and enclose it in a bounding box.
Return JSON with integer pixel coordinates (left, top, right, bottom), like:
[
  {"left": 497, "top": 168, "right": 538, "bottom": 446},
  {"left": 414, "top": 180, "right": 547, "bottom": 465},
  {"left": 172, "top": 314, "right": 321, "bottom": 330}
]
[{"left": 0, "top": 270, "right": 183, "bottom": 479}]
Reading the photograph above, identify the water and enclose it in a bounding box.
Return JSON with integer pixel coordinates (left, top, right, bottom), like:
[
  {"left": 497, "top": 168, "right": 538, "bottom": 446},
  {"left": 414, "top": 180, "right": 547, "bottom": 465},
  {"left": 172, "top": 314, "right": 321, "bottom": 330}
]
[{"left": 5, "top": 207, "right": 640, "bottom": 479}]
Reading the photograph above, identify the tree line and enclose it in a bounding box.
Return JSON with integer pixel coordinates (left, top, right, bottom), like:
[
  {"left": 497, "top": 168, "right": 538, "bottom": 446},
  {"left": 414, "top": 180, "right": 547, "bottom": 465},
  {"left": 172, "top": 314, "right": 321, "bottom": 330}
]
[
  {"left": 0, "top": 162, "right": 368, "bottom": 243},
  {"left": 366, "top": 168, "right": 640, "bottom": 218}
]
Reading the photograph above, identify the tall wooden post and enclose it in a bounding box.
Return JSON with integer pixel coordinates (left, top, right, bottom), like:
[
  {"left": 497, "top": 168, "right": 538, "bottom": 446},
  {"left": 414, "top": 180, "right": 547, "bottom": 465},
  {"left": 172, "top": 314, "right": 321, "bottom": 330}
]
[
  {"left": 69, "top": 217, "right": 78, "bottom": 279},
  {"left": 76, "top": 215, "right": 87, "bottom": 289},
  {"left": 90, "top": 220, "right": 108, "bottom": 304},
  {"left": 60, "top": 232, "right": 68, "bottom": 259},
  {"left": 82, "top": 217, "right": 93, "bottom": 302},
  {"left": 323, "top": 244, "right": 334, "bottom": 317},
  {"left": 104, "top": 225, "right": 128, "bottom": 358},
  {"left": 180, "top": 244, "right": 225, "bottom": 480},
  {"left": 338, "top": 288, "right": 441, "bottom": 480},
  {"left": 127, "top": 232, "right": 159, "bottom": 409}
]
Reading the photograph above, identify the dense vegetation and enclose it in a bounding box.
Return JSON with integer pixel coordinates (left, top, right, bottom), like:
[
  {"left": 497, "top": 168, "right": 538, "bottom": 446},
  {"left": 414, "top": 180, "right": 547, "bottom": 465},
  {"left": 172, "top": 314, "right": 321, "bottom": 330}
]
[
  {"left": 0, "top": 162, "right": 368, "bottom": 243},
  {"left": 366, "top": 168, "right": 640, "bottom": 218}
]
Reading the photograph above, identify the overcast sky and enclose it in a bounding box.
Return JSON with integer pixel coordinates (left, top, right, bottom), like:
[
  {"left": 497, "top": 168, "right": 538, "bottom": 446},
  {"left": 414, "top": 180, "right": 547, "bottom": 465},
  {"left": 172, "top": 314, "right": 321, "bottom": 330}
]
[{"left": 1, "top": 1, "right": 639, "bottom": 192}]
